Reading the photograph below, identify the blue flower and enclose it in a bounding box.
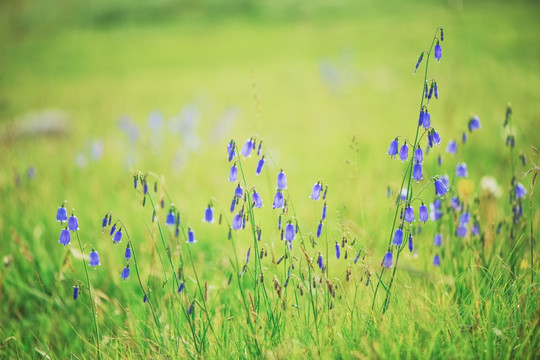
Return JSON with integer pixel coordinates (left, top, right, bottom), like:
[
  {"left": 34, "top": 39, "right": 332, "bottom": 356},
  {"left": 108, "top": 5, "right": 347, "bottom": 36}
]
[
  {"left": 414, "top": 53, "right": 424, "bottom": 74},
  {"left": 434, "top": 179, "right": 448, "bottom": 197},
  {"left": 516, "top": 183, "right": 527, "bottom": 199},
  {"left": 109, "top": 224, "right": 117, "bottom": 236},
  {"left": 408, "top": 234, "right": 413, "bottom": 252},
  {"left": 459, "top": 212, "right": 470, "bottom": 225},
  {"left": 125, "top": 246, "right": 131, "bottom": 260},
  {"left": 471, "top": 224, "right": 480, "bottom": 236},
  {"left": 252, "top": 190, "right": 263, "bottom": 208},
  {"left": 67, "top": 215, "right": 79, "bottom": 232},
  {"left": 113, "top": 229, "right": 123, "bottom": 244},
  {"left": 121, "top": 266, "right": 130, "bottom": 281},
  {"left": 230, "top": 197, "right": 236, "bottom": 213},
  {"left": 166, "top": 211, "right": 175, "bottom": 226},
  {"left": 277, "top": 171, "right": 287, "bottom": 190},
  {"left": 317, "top": 254, "right": 324, "bottom": 269},
  {"left": 387, "top": 139, "right": 399, "bottom": 158},
  {"left": 414, "top": 148, "right": 423, "bottom": 164},
  {"left": 434, "top": 82, "right": 439, "bottom": 99},
  {"left": 73, "top": 286, "right": 79, "bottom": 300},
  {"left": 56, "top": 206, "right": 68, "bottom": 222},
  {"left": 418, "top": 110, "right": 426, "bottom": 126},
  {"left": 434, "top": 42, "right": 442, "bottom": 62},
  {"left": 285, "top": 223, "right": 295, "bottom": 242},
  {"left": 245, "top": 247, "right": 251, "bottom": 264},
  {"left": 317, "top": 221, "right": 323, "bottom": 238},
  {"left": 399, "top": 143, "right": 409, "bottom": 161},
  {"left": 430, "top": 202, "right": 443, "bottom": 221},
  {"left": 232, "top": 213, "right": 243, "bottom": 231},
  {"left": 404, "top": 206, "right": 414, "bottom": 223},
  {"left": 227, "top": 140, "right": 235, "bottom": 162},
  {"left": 322, "top": 202, "right": 327, "bottom": 221},
  {"left": 256, "top": 157, "right": 265, "bottom": 176},
  {"left": 241, "top": 138, "right": 254, "bottom": 157},
  {"left": 456, "top": 163, "right": 468, "bottom": 178},
  {"left": 383, "top": 252, "right": 393, "bottom": 268},
  {"left": 59, "top": 229, "right": 71, "bottom": 246},
  {"left": 234, "top": 184, "right": 243, "bottom": 198},
  {"left": 456, "top": 223, "right": 467, "bottom": 237},
  {"left": 462, "top": 132, "right": 467, "bottom": 144},
  {"left": 257, "top": 141, "right": 263, "bottom": 156},
  {"left": 310, "top": 182, "right": 322, "bottom": 200},
  {"left": 187, "top": 228, "right": 197, "bottom": 243},
  {"left": 273, "top": 190, "right": 284, "bottom": 209},
  {"left": 419, "top": 204, "right": 429, "bottom": 223},
  {"left": 450, "top": 196, "right": 460, "bottom": 211},
  {"left": 392, "top": 228, "right": 403, "bottom": 246},
  {"left": 133, "top": 175, "right": 138, "bottom": 189},
  {"left": 101, "top": 215, "right": 108, "bottom": 232},
  {"left": 432, "top": 130, "right": 441, "bottom": 147},
  {"left": 433, "top": 233, "right": 443, "bottom": 246},
  {"left": 204, "top": 206, "right": 214, "bottom": 223},
  {"left": 335, "top": 242, "right": 341, "bottom": 259},
  {"left": 441, "top": 175, "right": 450, "bottom": 189},
  {"left": 178, "top": 281, "right": 184, "bottom": 293},
  {"left": 89, "top": 250, "right": 100, "bottom": 268},
  {"left": 468, "top": 116, "right": 481, "bottom": 131},
  {"left": 143, "top": 182, "right": 148, "bottom": 195},
  {"left": 433, "top": 254, "right": 440, "bottom": 266},
  {"left": 421, "top": 111, "right": 431, "bottom": 129},
  {"left": 446, "top": 140, "right": 457, "bottom": 154},
  {"left": 229, "top": 163, "right": 238, "bottom": 182},
  {"left": 413, "top": 163, "right": 423, "bottom": 181}
]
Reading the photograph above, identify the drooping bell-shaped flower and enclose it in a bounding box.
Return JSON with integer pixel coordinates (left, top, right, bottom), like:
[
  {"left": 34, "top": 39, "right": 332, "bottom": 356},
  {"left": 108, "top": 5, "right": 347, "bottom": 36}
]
[
  {"left": 413, "top": 162, "right": 423, "bottom": 181},
  {"left": 125, "top": 246, "right": 131, "bottom": 260},
  {"left": 230, "top": 197, "right": 236, "bottom": 213},
  {"left": 227, "top": 140, "right": 235, "bottom": 162},
  {"left": 310, "top": 182, "right": 322, "bottom": 200},
  {"left": 387, "top": 138, "right": 399, "bottom": 158},
  {"left": 110, "top": 224, "right": 117, "bottom": 236},
  {"left": 434, "top": 41, "right": 442, "bottom": 62},
  {"left": 101, "top": 215, "right": 108, "bottom": 233},
  {"left": 277, "top": 171, "right": 287, "bottom": 190},
  {"left": 321, "top": 202, "right": 327, "bottom": 221},
  {"left": 113, "top": 229, "right": 123, "bottom": 244},
  {"left": 89, "top": 250, "right": 100, "bottom": 268},
  {"left": 204, "top": 206, "right": 214, "bottom": 223},
  {"left": 317, "top": 254, "right": 324, "bottom": 269},
  {"left": 241, "top": 138, "right": 254, "bottom": 157},
  {"left": 317, "top": 221, "right": 323, "bottom": 238},
  {"left": 408, "top": 234, "right": 413, "bottom": 252},
  {"left": 422, "top": 111, "right": 431, "bottom": 129},
  {"left": 432, "top": 130, "right": 441, "bottom": 147},
  {"left": 59, "top": 228, "right": 71, "bottom": 246},
  {"left": 245, "top": 247, "right": 251, "bottom": 264},
  {"left": 434, "top": 179, "right": 448, "bottom": 197},
  {"left": 68, "top": 215, "right": 79, "bottom": 232},
  {"left": 399, "top": 143, "right": 409, "bottom": 161},
  {"left": 441, "top": 175, "right": 450, "bottom": 189},
  {"left": 413, "top": 52, "right": 424, "bottom": 74},
  {"left": 285, "top": 223, "right": 295, "bottom": 242},
  {"left": 73, "top": 285, "right": 79, "bottom": 300},
  {"left": 446, "top": 140, "right": 457, "bottom": 154},
  {"left": 419, "top": 203, "right": 428, "bottom": 223},
  {"left": 273, "top": 190, "right": 284, "bottom": 209},
  {"left": 418, "top": 110, "right": 426, "bottom": 126},
  {"left": 433, "top": 254, "right": 441, "bottom": 266},
  {"left": 392, "top": 228, "right": 404, "bottom": 246},
  {"left": 450, "top": 196, "right": 460, "bottom": 211},
  {"left": 456, "top": 163, "right": 468, "bottom": 178},
  {"left": 383, "top": 252, "right": 393, "bottom": 268},
  {"left": 166, "top": 211, "right": 175, "bottom": 226},
  {"left": 56, "top": 205, "right": 68, "bottom": 222},
  {"left": 335, "top": 242, "right": 341, "bottom": 259},
  {"left": 252, "top": 190, "right": 263, "bottom": 209},
  {"left": 433, "top": 233, "right": 443, "bottom": 247},
  {"left": 255, "top": 157, "right": 265, "bottom": 176},
  {"left": 404, "top": 206, "right": 414, "bottom": 223},
  {"left": 434, "top": 82, "right": 439, "bottom": 99},
  {"left": 516, "top": 183, "right": 527, "bottom": 199},
  {"left": 187, "top": 228, "right": 196, "bottom": 243},
  {"left": 229, "top": 163, "right": 238, "bottom": 182},
  {"left": 232, "top": 213, "right": 243, "bottom": 231},
  {"left": 414, "top": 148, "right": 423, "bottom": 164},
  {"left": 468, "top": 116, "right": 481, "bottom": 131},
  {"left": 456, "top": 223, "right": 467, "bottom": 237},
  {"left": 121, "top": 266, "right": 130, "bottom": 281},
  {"left": 234, "top": 184, "right": 243, "bottom": 198},
  {"left": 178, "top": 281, "right": 184, "bottom": 293}
]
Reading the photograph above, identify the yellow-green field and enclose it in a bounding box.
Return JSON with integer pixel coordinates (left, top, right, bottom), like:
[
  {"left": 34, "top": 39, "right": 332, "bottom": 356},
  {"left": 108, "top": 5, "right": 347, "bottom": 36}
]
[{"left": 1, "top": 0, "right": 539, "bottom": 358}]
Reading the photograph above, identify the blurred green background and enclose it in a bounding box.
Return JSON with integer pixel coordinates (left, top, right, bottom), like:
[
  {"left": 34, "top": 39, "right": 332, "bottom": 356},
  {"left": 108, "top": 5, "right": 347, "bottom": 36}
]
[{"left": 0, "top": 0, "right": 539, "bottom": 356}]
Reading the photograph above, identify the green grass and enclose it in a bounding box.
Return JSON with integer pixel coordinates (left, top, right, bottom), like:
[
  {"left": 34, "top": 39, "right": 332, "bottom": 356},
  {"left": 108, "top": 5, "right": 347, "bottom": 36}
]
[{"left": 0, "top": 0, "right": 539, "bottom": 358}]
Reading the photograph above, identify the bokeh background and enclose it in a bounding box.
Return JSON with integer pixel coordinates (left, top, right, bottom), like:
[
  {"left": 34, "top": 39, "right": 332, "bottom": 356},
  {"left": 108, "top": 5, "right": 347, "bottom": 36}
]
[{"left": 0, "top": 0, "right": 539, "bottom": 356}]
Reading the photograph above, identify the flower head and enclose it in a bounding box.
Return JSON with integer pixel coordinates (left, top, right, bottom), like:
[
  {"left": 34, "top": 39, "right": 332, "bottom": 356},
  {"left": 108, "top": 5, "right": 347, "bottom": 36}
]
[
  {"left": 227, "top": 140, "right": 235, "bottom": 162},
  {"left": 516, "top": 183, "right": 527, "bottom": 199},
  {"left": 204, "top": 206, "right": 214, "bottom": 223},
  {"left": 125, "top": 246, "right": 131, "bottom": 260},
  {"left": 89, "top": 250, "right": 100, "bottom": 268},
  {"left": 232, "top": 213, "right": 243, "bottom": 231},
  {"left": 285, "top": 223, "right": 295, "bottom": 242},
  {"left": 241, "top": 138, "right": 254, "bottom": 157},
  {"left": 335, "top": 242, "right": 341, "bottom": 259},
  {"left": 446, "top": 140, "right": 457, "bottom": 154},
  {"left": 166, "top": 211, "right": 175, "bottom": 226},
  {"left": 433, "top": 233, "right": 443, "bottom": 247},
  {"left": 187, "top": 228, "right": 196, "bottom": 243},
  {"left": 414, "top": 52, "right": 424, "bottom": 74},
  {"left": 404, "top": 206, "right": 414, "bottom": 223},
  {"left": 456, "top": 223, "right": 467, "bottom": 237},
  {"left": 456, "top": 163, "right": 468, "bottom": 177},
  {"left": 234, "top": 184, "right": 243, "bottom": 198},
  {"left": 471, "top": 224, "right": 480, "bottom": 236},
  {"left": 56, "top": 206, "right": 68, "bottom": 222},
  {"left": 178, "top": 281, "right": 185, "bottom": 293},
  {"left": 408, "top": 234, "right": 413, "bottom": 252},
  {"left": 468, "top": 115, "right": 481, "bottom": 131},
  {"left": 59, "top": 229, "right": 71, "bottom": 246},
  {"left": 310, "top": 182, "right": 322, "bottom": 200},
  {"left": 73, "top": 286, "right": 79, "bottom": 300},
  {"left": 414, "top": 148, "right": 423, "bottom": 164},
  {"left": 255, "top": 157, "right": 265, "bottom": 176},
  {"left": 277, "top": 171, "right": 287, "bottom": 190},
  {"left": 434, "top": 42, "right": 442, "bottom": 62},
  {"left": 317, "top": 254, "right": 323, "bottom": 269},
  {"left": 434, "top": 179, "right": 448, "bottom": 197},
  {"left": 421, "top": 110, "right": 431, "bottom": 129},
  {"left": 387, "top": 139, "right": 399, "bottom": 158},
  {"left": 419, "top": 204, "right": 429, "bottom": 223},
  {"left": 434, "top": 82, "right": 439, "bottom": 99},
  {"left": 433, "top": 254, "right": 441, "bottom": 266},
  {"left": 321, "top": 202, "right": 327, "bottom": 221},
  {"left": 392, "top": 228, "right": 404, "bottom": 246},
  {"left": 399, "top": 143, "right": 409, "bottom": 161},
  {"left": 113, "top": 229, "right": 123, "bottom": 244},
  {"left": 273, "top": 190, "right": 284, "bottom": 209},
  {"left": 68, "top": 215, "right": 79, "bottom": 232},
  {"left": 413, "top": 163, "right": 423, "bottom": 181},
  {"left": 121, "top": 266, "right": 130, "bottom": 281},
  {"left": 229, "top": 163, "right": 238, "bottom": 182},
  {"left": 383, "top": 252, "right": 393, "bottom": 268}
]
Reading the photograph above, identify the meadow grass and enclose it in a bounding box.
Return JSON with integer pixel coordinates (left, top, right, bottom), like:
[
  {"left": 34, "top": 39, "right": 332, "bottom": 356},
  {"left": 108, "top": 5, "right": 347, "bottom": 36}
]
[{"left": 0, "top": 0, "right": 539, "bottom": 358}]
